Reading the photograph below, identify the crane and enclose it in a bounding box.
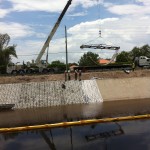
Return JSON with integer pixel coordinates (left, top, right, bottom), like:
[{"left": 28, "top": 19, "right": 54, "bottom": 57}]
[
  {"left": 7, "top": 0, "right": 72, "bottom": 74},
  {"left": 28, "top": 0, "right": 72, "bottom": 73}
]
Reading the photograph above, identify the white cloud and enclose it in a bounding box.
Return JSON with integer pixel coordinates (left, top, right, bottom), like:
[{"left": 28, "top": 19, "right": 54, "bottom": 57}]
[
  {"left": 67, "top": 11, "right": 87, "bottom": 17},
  {"left": 107, "top": 4, "right": 143, "bottom": 15},
  {"left": 72, "top": 0, "right": 102, "bottom": 8},
  {"left": 7, "top": 0, "right": 102, "bottom": 12},
  {"left": 0, "top": 0, "right": 102, "bottom": 18},
  {"left": 106, "top": 0, "right": 150, "bottom": 16},
  {"left": 9, "top": 0, "right": 68, "bottom": 12},
  {"left": 108, "top": 4, "right": 150, "bottom": 16},
  {"left": 136, "top": 0, "right": 150, "bottom": 6},
  {"left": 67, "top": 16, "right": 150, "bottom": 55},
  {"left": 0, "top": 9, "right": 11, "bottom": 18},
  {"left": 0, "top": 22, "right": 34, "bottom": 39},
  {"left": 0, "top": 22, "right": 47, "bottom": 40}
]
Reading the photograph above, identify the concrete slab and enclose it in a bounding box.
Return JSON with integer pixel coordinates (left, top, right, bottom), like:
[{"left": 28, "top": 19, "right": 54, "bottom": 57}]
[{"left": 96, "top": 77, "right": 150, "bottom": 101}]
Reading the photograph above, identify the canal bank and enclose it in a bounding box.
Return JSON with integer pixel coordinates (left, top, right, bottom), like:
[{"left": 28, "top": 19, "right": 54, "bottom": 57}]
[
  {"left": 0, "top": 77, "right": 150, "bottom": 109},
  {"left": 0, "top": 77, "right": 150, "bottom": 130},
  {"left": 96, "top": 77, "right": 150, "bottom": 101}
]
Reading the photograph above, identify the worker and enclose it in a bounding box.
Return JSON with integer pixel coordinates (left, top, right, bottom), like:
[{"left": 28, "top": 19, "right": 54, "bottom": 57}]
[
  {"left": 68, "top": 70, "right": 71, "bottom": 80},
  {"left": 64, "top": 70, "right": 67, "bottom": 81},
  {"left": 78, "top": 70, "right": 82, "bottom": 81},
  {"left": 74, "top": 69, "right": 78, "bottom": 80},
  {"left": 132, "top": 62, "right": 135, "bottom": 71}
]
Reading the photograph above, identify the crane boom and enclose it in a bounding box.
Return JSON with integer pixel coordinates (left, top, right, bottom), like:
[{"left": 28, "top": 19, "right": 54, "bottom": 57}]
[{"left": 35, "top": 0, "right": 72, "bottom": 64}]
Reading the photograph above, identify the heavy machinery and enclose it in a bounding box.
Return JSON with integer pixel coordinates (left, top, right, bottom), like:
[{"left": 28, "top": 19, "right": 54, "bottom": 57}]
[
  {"left": 135, "top": 56, "right": 150, "bottom": 67},
  {"left": 6, "top": 62, "right": 25, "bottom": 75},
  {"left": 7, "top": 0, "right": 72, "bottom": 74}
]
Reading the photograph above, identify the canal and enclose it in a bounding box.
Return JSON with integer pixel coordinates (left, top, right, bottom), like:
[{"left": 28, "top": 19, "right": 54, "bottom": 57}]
[{"left": 0, "top": 98, "right": 150, "bottom": 149}]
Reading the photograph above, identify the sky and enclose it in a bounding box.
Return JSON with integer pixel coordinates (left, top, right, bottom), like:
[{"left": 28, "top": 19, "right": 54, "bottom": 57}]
[{"left": 1, "top": 0, "right": 150, "bottom": 64}]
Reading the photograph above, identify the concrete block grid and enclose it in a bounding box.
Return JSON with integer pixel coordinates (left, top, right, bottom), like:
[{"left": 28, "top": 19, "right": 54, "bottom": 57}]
[{"left": 0, "top": 80, "right": 103, "bottom": 109}]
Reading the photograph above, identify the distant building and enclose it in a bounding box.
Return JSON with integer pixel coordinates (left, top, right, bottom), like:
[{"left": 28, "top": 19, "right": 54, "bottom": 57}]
[{"left": 98, "top": 59, "right": 115, "bottom": 64}]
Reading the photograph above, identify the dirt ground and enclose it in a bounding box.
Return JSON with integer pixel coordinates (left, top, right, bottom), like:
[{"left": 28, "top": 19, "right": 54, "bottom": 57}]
[{"left": 0, "top": 69, "right": 150, "bottom": 84}]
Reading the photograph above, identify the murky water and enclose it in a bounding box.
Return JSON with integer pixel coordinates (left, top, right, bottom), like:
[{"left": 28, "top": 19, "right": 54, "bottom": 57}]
[
  {"left": 0, "top": 99, "right": 150, "bottom": 149},
  {"left": 1, "top": 119, "right": 150, "bottom": 150},
  {"left": 0, "top": 98, "right": 150, "bottom": 128}
]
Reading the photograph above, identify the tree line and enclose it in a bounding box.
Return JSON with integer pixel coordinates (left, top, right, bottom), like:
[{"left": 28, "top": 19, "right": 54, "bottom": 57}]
[
  {"left": 77, "top": 44, "right": 150, "bottom": 66},
  {"left": 116, "top": 45, "right": 150, "bottom": 63}
]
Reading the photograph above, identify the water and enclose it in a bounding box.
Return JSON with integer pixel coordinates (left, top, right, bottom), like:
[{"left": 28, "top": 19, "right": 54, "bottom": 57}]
[
  {"left": 0, "top": 98, "right": 150, "bottom": 128},
  {"left": 0, "top": 119, "right": 150, "bottom": 150},
  {"left": 1, "top": 99, "right": 150, "bottom": 149}
]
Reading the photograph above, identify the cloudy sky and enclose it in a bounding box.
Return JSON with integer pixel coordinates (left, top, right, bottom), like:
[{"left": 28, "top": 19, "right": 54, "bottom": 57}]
[{"left": 1, "top": 0, "right": 150, "bottom": 64}]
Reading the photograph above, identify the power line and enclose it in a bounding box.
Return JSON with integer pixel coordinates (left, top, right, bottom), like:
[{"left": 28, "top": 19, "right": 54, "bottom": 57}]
[{"left": 17, "top": 51, "right": 115, "bottom": 57}]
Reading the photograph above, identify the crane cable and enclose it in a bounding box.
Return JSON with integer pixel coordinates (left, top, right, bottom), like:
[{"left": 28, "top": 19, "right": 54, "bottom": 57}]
[
  {"left": 97, "top": 0, "right": 119, "bottom": 64},
  {"left": 81, "top": 0, "right": 102, "bottom": 45},
  {"left": 97, "top": 0, "right": 102, "bottom": 37},
  {"left": 80, "top": 0, "right": 119, "bottom": 65}
]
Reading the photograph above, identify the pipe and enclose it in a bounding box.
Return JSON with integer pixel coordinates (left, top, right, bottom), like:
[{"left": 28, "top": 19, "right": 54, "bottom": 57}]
[{"left": 0, "top": 114, "right": 150, "bottom": 133}]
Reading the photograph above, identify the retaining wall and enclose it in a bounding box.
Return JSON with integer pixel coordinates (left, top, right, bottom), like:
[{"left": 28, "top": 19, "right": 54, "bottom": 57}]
[
  {"left": 0, "top": 77, "right": 149, "bottom": 109},
  {"left": 0, "top": 80, "right": 103, "bottom": 109},
  {"left": 96, "top": 77, "right": 150, "bottom": 101}
]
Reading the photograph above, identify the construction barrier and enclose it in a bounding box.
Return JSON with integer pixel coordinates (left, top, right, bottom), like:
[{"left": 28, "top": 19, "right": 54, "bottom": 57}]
[{"left": 0, "top": 114, "right": 150, "bottom": 133}]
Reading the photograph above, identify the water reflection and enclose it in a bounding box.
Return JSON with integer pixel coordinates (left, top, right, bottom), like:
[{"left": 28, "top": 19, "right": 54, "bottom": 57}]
[
  {"left": 85, "top": 123, "right": 124, "bottom": 142},
  {"left": 39, "top": 131, "right": 56, "bottom": 150},
  {"left": 1, "top": 119, "right": 150, "bottom": 150},
  {"left": 0, "top": 98, "right": 150, "bottom": 128}
]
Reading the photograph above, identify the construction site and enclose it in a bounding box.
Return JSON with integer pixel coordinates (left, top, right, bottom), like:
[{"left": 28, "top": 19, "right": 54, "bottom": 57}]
[
  {"left": 0, "top": 69, "right": 150, "bottom": 149},
  {"left": 1, "top": 0, "right": 150, "bottom": 149}
]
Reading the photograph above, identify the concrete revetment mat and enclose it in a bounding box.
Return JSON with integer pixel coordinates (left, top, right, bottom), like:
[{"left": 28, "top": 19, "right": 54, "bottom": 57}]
[{"left": 0, "top": 80, "right": 103, "bottom": 109}]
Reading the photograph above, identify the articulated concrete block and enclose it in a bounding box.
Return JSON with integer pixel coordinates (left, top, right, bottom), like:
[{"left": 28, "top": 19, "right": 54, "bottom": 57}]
[
  {"left": 0, "top": 80, "right": 103, "bottom": 109},
  {"left": 96, "top": 77, "right": 150, "bottom": 101}
]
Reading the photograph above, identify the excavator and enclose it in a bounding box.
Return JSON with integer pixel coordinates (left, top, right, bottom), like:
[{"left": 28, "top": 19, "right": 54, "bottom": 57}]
[{"left": 7, "top": 0, "right": 72, "bottom": 74}]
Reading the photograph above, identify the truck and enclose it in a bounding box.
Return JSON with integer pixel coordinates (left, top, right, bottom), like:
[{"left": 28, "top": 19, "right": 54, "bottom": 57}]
[
  {"left": 6, "top": 62, "right": 25, "bottom": 75},
  {"left": 7, "top": 0, "right": 72, "bottom": 74},
  {"left": 135, "top": 56, "right": 150, "bottom": 67}
]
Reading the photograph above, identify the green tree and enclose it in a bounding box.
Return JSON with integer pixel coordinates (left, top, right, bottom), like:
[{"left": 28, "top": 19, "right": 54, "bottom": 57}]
[
  {"left": 129, "top": 46, "right": 141, "bottom": 61},
  {"left": 116, "top": 51, "right": 131, "bottom": 63},
  {"left": 78, "top": 52, "right": 99, "bottom": 66},
  {"left": 0, "top": 34, "right": 17, "bottom": 66},
  {"left": 129, "top": 44, "right": 150, "bottom": 60},
  {"left": 50, "top": 60, "right": 65, "bottom": 67},
  {"left": 49, "top": 60, "right": 66, "bottom": 71},
  {"left": 141, "top": 44, "right": 150, "bottom": 57}
]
